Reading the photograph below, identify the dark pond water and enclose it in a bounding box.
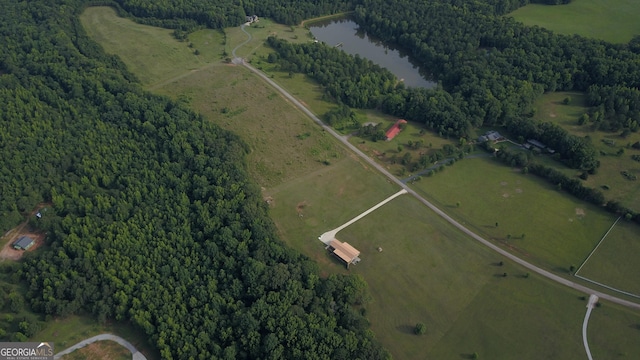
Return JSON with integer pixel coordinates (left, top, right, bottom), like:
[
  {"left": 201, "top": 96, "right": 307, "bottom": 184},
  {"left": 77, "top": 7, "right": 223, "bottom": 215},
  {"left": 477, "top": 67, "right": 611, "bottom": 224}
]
[{"left": 309, "top": 18, "right": 435, "bottom": 89}]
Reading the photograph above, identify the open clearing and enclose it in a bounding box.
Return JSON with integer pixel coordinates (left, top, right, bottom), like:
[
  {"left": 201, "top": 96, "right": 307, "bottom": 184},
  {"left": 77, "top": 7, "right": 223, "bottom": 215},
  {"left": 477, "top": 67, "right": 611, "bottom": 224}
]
[
  {"left": 411, "top": 156, "right": 616, "bottom": 271},
  {"left": 81, "top": 7, "right": 640, "bottom": 359},
  {"left": 509, "top": 0, "right": 640, "bottom": 44},
  {"left": 154, "top": 64, "right": 344, "bottom": 188},
  {"left": 577, "top": 219, "right": 640, "bottom": 296}
]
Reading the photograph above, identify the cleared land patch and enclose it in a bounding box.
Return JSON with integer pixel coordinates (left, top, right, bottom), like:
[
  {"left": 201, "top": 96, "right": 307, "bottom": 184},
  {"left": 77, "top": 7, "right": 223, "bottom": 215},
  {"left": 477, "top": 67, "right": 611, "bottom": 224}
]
[
  {"left": 80, "top": 7, "right": 214, "bottom": 86},
  {"left": 411, "top": 156, "right": 615, "bottom": 270},
  {"left": 509, "top": 0, "right": 640, "bottom": 44},
  {"left": 154, "top": 65, "right": 344, "bottom": 187},
  {"left": 60, "top": 340, "right": 130, "bottom": 360}
]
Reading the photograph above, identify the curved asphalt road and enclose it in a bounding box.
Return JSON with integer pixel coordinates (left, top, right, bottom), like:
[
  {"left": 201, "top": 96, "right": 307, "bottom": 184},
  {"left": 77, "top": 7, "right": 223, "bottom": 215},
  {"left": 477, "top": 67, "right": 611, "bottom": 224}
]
[
  {"left": 233, "top": 34, "right": 640, "bottom": 312},
  {"left": 54, "top": 334, "right": 146, "bottom": 360}
]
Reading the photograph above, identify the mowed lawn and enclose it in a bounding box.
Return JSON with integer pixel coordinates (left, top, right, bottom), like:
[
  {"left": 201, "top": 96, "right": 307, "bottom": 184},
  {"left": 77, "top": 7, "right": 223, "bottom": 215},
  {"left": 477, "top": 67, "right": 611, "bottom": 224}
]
[
  {"left": 269, "top": 157, "right": 640, "bottom": 359},
  {"left": 577, "top": 219, "right": 640, "bottom": 297},
  {"left": 532, "top": 91, "right": 640, "bottom": 212},
  {"left": 509, "top": 0, "right": 640, "bottom": 43},
  {"left": 412, "top": 156, "right": 616, "bottom": 270}
]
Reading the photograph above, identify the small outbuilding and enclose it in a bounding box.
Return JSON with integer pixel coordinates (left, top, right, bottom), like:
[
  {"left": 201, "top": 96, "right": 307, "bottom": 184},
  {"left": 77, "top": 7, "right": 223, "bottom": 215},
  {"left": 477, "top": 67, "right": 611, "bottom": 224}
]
[
  {"left": 385, "top": 119, "right": 407, "bottom": 141},
  {"left": 13, "top": 236, "right": 35, "bottom": 251},
  {"left": 327, "top": 239, "right": 361, "bottom": 268}
]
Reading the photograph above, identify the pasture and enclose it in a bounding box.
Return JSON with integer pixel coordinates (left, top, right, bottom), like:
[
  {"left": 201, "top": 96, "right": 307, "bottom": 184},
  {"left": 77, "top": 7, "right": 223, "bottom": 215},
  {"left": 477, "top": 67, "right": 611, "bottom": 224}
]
[
  {"left": 268, "top": 154, "right": 640, "bottom": 359},
  {"left": 577, "top": 219, "right": 640, "bottom": 297},
  {"left": 411, "top": 156, "right": 616, "bottom": 270},
  {"left": 80, "top": 7, "right": 215, "bottom": 86},
  {"left": 533, "top": 91, "right": 640, "bottom": 212},
  {"left": 509, "top": 0, "right": 640, "bottom": 44},
  {"left": 154, "top": 65, "right": 344, "bottom": 188},
  {"left": 80, "top": 7, "right": 640, "bottom": 359}
]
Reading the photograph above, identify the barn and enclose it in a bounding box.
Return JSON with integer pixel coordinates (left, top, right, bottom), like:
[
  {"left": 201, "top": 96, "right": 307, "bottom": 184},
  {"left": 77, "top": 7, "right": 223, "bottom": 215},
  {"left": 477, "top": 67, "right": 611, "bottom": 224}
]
[
  {"left": 385, "top": 119, "right": 407, "bottom": 140},
  {"left": 13, "top": 236, "right": 35, "bottom": 251},
  {"left": 327, "top": 239, "right": 361, "bottom": 268}
]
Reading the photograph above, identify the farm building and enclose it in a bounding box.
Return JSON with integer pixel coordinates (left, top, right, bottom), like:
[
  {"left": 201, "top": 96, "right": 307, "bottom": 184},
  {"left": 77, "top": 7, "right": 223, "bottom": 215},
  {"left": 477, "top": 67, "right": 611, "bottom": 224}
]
[
  {"left": 13, "top": 235, "right": 35, "bottom": 250},
  {"left": 385, "top": 119, "right": 407, "bottom": 140},
  {"left": 327, "top": 239, "right": 361, "bottom": 268},
  {"left": 477, "top": 130, "right": 503, "bottom": 143}
]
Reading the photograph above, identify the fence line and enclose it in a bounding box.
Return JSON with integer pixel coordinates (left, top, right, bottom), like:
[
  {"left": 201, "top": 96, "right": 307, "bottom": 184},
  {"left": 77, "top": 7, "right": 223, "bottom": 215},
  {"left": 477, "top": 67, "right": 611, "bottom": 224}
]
[
  {"left": 575, "top": 216, "right": 621, "bottom": 275},
  {"left": 574, "top": 274, "right": 640, "bottom": 300}
]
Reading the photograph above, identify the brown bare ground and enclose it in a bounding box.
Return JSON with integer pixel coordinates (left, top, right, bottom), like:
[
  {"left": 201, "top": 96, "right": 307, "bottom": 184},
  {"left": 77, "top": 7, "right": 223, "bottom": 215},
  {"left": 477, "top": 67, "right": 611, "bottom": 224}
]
[
  {"left": 0, "top": 203, "right": 49, "bottom": 261},
  {"left": 0, "top": 230, "right": 46, "bottom": 261},
  {"left": 61, "top": 341, "right": 130, "bottom": 360}
]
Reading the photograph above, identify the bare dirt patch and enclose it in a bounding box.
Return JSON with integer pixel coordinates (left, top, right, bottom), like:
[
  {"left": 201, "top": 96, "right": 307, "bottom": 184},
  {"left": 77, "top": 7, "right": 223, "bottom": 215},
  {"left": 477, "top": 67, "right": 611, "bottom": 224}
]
[
  {"left": 296, "top": 201, "right": 308, "bottom": 215},
  {"left": 502, "top": 193, "right": 509, "bottom": 198},
  {"left": 575, "top": 208, "right": 586, "bottom": 217},
  {"left": 500, "top": 181, "right": 508, "bottom": 186},
  {"left": 62, "top": 341, "right": 130, "bottom": 360},
  {"left": 0, "top": 230, "right": 46, "bottom": 261},
  {"left": 515, "top": 188, "right": 523, "bottom": 193}
]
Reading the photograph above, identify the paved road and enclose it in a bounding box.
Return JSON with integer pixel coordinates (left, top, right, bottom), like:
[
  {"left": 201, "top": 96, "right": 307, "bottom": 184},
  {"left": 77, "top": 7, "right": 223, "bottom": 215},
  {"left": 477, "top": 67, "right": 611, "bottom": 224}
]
[
  {"left": 234, "top": 33, "right": 640, "bottom": 312},
  {"left": 54, "top": 334, "right": 146, "bottom": 360},
  {"left": 582, "top": 295, "right": 599, "bottom": 360},
  {"left": 319, "top": 189, "right": 407, "bottom": 245}
]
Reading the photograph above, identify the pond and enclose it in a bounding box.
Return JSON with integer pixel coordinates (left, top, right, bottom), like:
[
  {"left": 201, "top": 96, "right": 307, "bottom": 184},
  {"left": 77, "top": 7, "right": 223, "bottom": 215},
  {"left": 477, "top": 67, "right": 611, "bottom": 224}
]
[{"left": 309, "top": 18, "right": 435, "bottom": 89}]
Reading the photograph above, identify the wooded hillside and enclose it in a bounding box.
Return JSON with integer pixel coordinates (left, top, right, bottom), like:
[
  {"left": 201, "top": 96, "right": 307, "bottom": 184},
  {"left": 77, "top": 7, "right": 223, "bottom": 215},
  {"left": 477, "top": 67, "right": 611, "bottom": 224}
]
[{"left": 0, "top": 1, "right": 389, "bottom": 358}]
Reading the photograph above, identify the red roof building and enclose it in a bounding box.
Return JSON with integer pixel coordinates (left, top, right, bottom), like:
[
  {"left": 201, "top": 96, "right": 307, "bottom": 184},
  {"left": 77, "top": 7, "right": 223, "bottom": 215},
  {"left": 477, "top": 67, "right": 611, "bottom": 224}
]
[{"left": 385, "top": 119, "right": 407, "bottom": 140}]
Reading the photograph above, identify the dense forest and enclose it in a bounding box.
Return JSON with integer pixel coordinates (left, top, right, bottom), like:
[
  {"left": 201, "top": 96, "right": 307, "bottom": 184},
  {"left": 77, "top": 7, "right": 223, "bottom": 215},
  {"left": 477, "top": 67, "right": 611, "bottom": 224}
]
[{"left": 0, "top": 0, "right": 390, "bottom": 359}]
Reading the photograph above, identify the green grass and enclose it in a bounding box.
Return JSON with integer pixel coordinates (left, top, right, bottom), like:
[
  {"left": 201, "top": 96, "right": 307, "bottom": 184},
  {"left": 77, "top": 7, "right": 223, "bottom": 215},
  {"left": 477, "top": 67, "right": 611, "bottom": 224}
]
[
  {"left": 269, "top": 156, "right": 640, "bottom": 359},
  {"left": 153, "top": 65, "right": 344, "bottom": 188},
  {"left": 509, "top": 0, "right": 640, "bottom": 44},
  {"left": 532, "top": 91, "right": 640, "bottom": 212},
  {"left": 577, "top": 219, "right": 640, "bottom": 296},
  {"left": 80, "top": 7, "right": 217, "bottom": 86},
  {"left": 411, "top": 156, "right": 616, "bottom": 270}
]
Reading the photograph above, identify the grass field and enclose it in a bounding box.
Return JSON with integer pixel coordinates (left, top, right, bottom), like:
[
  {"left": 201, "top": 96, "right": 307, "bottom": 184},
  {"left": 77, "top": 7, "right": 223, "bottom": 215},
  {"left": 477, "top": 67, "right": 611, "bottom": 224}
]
[
  {"left": 509, "top": 0, "right": 640, "bottom": 44},
  {"left": 80, "top": 7, "right": 214, "bottom": 86},
  {"left": 154, "top": 64, "right": 344, "bottom": 188},
  {"left": 79, "top": 7, "right": 640, "bottom": 359},
  {"left": 411, "top": 156, "right": 617, "bottom": 271},
  {"left": 268, "top": 154, "right": 640, "bottom": 359},
  {"left": 532, "top": 91, "right": 640, "bottom": 212},
  {"left": 577, "top": 219, "right": 640, "bottom": 296}
]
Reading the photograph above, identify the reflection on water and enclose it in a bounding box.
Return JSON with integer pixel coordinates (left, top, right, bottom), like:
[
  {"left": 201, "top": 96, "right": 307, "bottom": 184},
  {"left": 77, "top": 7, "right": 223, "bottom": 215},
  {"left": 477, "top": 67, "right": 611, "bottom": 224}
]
[{"left": 309, "top": 18, "right": 435, "bottom": 89}]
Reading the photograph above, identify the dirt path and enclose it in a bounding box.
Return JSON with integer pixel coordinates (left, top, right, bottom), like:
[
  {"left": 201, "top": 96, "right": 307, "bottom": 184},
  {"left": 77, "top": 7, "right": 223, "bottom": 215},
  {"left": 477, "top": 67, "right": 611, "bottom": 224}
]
[{"left": 54, "top": 334, "right": 146, "bottom": 360}]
